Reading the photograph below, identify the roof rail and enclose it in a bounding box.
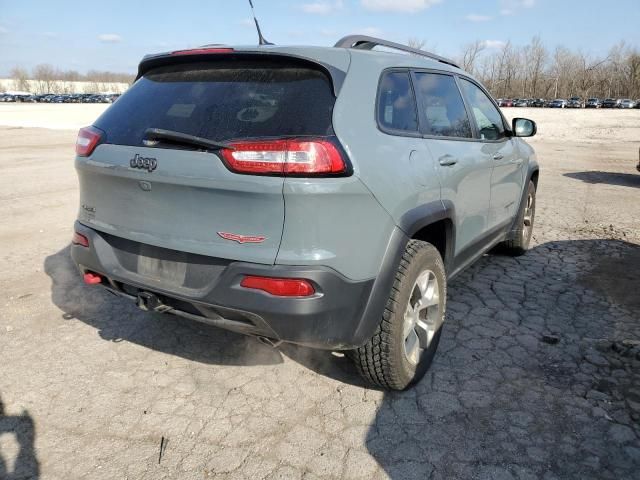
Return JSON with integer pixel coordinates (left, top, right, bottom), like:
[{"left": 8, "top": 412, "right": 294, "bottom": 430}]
[{"left": 334, "top": 35, "right": 460, "bottom": 69}]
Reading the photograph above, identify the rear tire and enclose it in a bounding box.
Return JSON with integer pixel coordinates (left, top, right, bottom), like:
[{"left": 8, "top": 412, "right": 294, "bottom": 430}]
[
  {"left": 350, "top": 240, "right": 446, "bottom": 390},
  {"left": 499, "top": 180, "right": 536, "bottom": 256}
]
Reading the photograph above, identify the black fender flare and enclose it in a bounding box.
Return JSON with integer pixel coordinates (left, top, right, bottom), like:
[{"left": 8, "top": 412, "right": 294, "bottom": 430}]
[{"left": 398, "top": 199, "right": 456, "bottom": 272}]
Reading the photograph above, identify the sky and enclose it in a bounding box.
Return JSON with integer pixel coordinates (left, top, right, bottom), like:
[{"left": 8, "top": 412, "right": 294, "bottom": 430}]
[{"left": 0, "top": 0, "right": 639, "bottom": 75}]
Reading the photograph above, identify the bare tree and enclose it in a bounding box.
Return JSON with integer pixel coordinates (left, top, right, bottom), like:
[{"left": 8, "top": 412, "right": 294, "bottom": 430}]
[
  {"left": 460, "top": 40, "right": 486, "bottom": 76},
  {"left": 33, "top": 64, "right": 58, "bottom": 94},
  {"left": 10, "top": 66, "right": 30, "bottom": 92},
  {"left": 407, "top": 38, "right": 426, "bottom": 50},
  {"left": 523, "top": 36, "right": 546, "bottom": 97}
]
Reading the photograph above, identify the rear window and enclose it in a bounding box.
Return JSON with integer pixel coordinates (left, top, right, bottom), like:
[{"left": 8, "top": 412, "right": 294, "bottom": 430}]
[
  {"left": 377, "top": 71, "right": 419, "bottom": 133},
  {"left": 94, "top": 60, "right": 336, "bottom": 146}
]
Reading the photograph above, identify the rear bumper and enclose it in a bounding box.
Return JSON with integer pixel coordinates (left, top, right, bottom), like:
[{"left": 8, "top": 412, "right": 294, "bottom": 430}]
[{"left": 71, "top": 221, "right": 398, "bottom": 349}]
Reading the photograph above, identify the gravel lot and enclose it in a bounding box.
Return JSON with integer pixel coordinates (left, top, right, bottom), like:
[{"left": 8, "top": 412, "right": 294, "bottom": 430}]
[{"left": 1, "top": 106, "right": 639, "bottom": 479}]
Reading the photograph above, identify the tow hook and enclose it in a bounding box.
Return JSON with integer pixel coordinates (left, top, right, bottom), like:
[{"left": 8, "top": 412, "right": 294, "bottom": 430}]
[{"left": 136, "top": 291, "right": 172, "bottom": 313}]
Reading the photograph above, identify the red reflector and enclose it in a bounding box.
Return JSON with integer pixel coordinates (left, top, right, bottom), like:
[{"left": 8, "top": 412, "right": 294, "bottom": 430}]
[
  {"left": 220, "top": 139, "right": 346, "bottom": 176},
  {"left": 72, "top": 232, "right": 89, "bottom": 247},
  {"left": 171, "top": 47, "right": 234, "bottom": 56},
  {"left": 76, "top": 126, "right": 103, "bottom": 156},
  {"left": 240, "top": 276, "right": 315, "bottom": 297},
  {"left": 83, "top": 272, "right": 103, "bottom": 285}
]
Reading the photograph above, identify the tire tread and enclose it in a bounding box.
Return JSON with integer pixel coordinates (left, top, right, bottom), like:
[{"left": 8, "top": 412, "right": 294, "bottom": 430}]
[{"left": 351, "top": 240, "right": 443, "bottom": 390}]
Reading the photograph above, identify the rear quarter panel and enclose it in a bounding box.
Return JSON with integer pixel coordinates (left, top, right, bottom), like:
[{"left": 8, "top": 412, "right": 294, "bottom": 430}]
[
  {"left": 277, "top": 176, "right": 397, "bottom": 281},
  {"left": 330, "top": 52, "right": 443, "bottom": 233}
]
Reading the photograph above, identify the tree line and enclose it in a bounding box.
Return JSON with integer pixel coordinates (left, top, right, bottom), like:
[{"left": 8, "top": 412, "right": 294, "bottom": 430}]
[
  {"left": 412, "top": 37, "right": 639, "bottom": 100},
  {"left": 459, "top": 37, "right": 640, "bottom": 100},
  {"left": 5, "top": 65, "right": 135, "bottom": 94},
  {"left": 5, "top": 38, "right": 640, "bottom": 99}
]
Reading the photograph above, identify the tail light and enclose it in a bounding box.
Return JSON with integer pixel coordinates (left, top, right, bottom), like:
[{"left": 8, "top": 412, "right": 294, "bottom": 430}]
[
  {"left": 220, "top": 139, "right": 347, "bottom": 176},
  {"left": 72, "top": 231, "right": 89, "bottom": 247},
  {"left": 240, "top": 276, "right": 315, "bottom": 297},
  {"left": 76, "top": 126, "right": 103, "bottom": 156}
]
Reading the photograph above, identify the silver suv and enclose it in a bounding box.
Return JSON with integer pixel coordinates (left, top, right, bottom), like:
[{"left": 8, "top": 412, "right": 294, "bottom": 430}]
[{"left": 71, "top": 35, "right": 539, "bottom": 390}]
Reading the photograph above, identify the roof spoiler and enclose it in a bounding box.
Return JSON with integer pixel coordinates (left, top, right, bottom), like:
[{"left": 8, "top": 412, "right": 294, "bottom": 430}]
[
  {"left": 135, "top": 50, "right": 347, "bottom": 96},
  {"left": 334, "top": 35, "right": 460, "bottom": 69}
]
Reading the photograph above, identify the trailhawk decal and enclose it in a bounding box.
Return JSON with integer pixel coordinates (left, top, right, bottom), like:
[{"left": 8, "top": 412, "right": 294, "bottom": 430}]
[{"left": 217, "top": 232, "right": 267, "bottom": 244}]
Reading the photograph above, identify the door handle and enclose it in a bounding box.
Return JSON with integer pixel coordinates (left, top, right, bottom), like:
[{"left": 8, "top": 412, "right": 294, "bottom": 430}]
[
  {"left": 492, "top": 153, "right": 504, "bottom": 161},
  {"left": 439, "top": 155, "right": 458, "bottom": 166}
]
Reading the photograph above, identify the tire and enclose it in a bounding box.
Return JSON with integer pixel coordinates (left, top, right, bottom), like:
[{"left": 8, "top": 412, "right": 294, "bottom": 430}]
[
  {"left": 350, "top": 240, "right": 446, "bottom": 390},
  {"left": 499, "top": 180, "right": 536, "bottom": 256}
]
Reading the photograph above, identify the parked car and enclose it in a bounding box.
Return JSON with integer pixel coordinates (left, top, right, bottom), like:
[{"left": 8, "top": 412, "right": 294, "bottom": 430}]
[
  {"left": 0, "top": 94, "right": 15, "bottom": 102},
  {"left": 602, "top": 98, "right": 621, "bottom": 108},
  {"left": 514, "top": 98, "right": 529, "bottom": 107},
  {"left": 530, "top": 98, "right": 545, "bottom": 107},
  {"left": 619, "top": 99, "right": 636, "bottom": 109},
  {"left": 585, "top": 98, "right": 601, "bottom": 108},
  {"left": 71, "top": 36, "right": 539, "bottom": 390},
  {"left": 635, "top": 100, "right": 640, "bottom": 109},
  {"left": 567, "top": 97, "right": 583, "bottom": 108},
  {"left": 499, "top": 98, "right": 513, "bottom": 107},
  {"left": 549, "top": 99, "right": 568, "bottom": 108}
]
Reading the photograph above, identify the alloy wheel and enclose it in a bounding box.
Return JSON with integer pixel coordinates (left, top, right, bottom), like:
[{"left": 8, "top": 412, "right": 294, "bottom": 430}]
[{"left": 402, "top": 270, "right": 442, "bottom": 366}]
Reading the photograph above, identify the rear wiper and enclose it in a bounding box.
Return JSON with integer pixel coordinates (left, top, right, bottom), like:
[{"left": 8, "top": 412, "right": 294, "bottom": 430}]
[{"left": 144, "top": 128, "right": 233, "bottom": 151}]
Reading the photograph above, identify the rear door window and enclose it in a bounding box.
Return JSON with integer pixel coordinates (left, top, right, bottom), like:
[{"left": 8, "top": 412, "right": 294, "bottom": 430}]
[
  {"left": 94, "top": 59, "right": 336, "bottom": 146},
  {"left": 413, "top": 72, "right": 472, "bottom": 139},
  {"left": 377, "top": 71, "right": 419, "bottom": 133}
]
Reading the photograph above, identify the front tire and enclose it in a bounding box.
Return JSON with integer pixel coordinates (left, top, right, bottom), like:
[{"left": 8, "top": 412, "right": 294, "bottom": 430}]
[
  {"left": 499, "top": 180, "right": 536, "bottom": 256},
  {"left": 350, "top": 240, "right": 446, "bottom": 390}
]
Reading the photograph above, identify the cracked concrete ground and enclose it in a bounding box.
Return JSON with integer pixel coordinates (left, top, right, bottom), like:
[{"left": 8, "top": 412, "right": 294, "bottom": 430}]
[{"left": 0, "top": 108, "right": 639, "bottom": 479}]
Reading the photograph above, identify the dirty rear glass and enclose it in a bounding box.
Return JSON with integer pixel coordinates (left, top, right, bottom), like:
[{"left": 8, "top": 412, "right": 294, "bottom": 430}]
[{"left": 94, "top": 60, "right": 336, "bottom": 146}]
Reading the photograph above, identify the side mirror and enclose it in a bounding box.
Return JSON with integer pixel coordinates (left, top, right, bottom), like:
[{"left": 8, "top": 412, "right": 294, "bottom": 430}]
[{"left": 512, "top": 118, "right": 537, "bottom": 137}]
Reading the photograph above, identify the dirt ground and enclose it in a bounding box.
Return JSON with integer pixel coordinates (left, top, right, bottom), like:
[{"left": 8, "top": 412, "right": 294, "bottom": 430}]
[{"left": 0, "top": 105, "right": 639, "bottom": 479}]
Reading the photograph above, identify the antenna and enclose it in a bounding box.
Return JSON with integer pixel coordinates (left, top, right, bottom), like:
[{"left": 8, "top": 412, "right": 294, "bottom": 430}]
[{"left": 247, "top": 0, "right": 273, "bottom": 46}]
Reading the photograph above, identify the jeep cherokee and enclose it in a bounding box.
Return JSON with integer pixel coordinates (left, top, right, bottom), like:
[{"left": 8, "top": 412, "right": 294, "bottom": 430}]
[{"left": 71, "top": 35, "right": 539, "bottom": 390}]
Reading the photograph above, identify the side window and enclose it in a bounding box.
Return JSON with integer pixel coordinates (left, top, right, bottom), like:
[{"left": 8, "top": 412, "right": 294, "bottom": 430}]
[
  {"left": 377, "top": 71, "right": 418, "bottom": 133},
  {"left": 458, "top": 78, "right": 506, "bottom": 141},
  {"left": 413, "top": 72, "right": 472, "bottom": 138}
]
